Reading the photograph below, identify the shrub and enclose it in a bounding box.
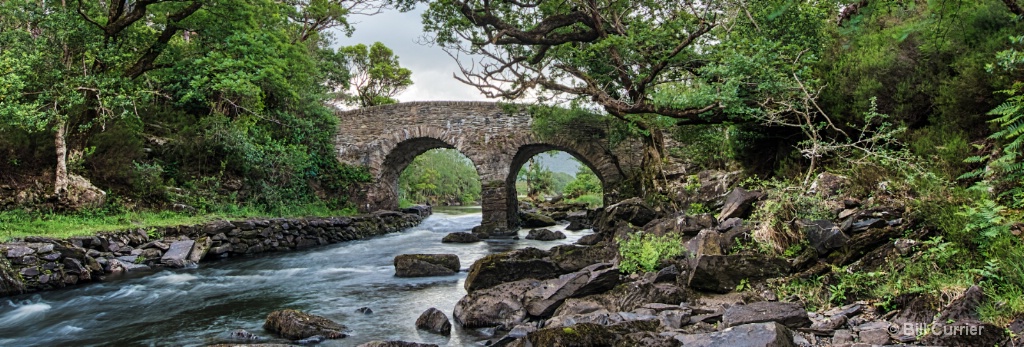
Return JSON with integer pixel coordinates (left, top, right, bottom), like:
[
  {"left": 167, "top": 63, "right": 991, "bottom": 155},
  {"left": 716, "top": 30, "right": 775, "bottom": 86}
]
[{"left": 617, "top": 232, "right": 684, "bottom": 274}]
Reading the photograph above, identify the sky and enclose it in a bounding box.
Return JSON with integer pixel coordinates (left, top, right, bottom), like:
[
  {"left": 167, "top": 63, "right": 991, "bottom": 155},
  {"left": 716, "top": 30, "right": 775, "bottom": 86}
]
[{"left": 333, "top": 5, "right": 488, "bottom": 102}]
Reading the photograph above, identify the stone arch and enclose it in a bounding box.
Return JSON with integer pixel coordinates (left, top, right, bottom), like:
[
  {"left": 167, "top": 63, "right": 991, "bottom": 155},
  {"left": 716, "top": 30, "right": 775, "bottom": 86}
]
[
  {"left": 500, "top": 135, "right": 625, "bottom": 228},
  {"left": 361, "top": 125, "right": 481, "bottom": 211}
]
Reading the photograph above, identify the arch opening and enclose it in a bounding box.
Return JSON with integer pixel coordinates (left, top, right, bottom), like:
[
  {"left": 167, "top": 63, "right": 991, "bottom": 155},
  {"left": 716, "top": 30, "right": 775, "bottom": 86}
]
[
  {"left": 377, "top": 137, "right": 479, "bottom": 210},
  {"left": 506, "top": 145, "right": 607, "bottom": 227},
  {"left": 397, "top": 148, "right": 481, "bottom": 207}
]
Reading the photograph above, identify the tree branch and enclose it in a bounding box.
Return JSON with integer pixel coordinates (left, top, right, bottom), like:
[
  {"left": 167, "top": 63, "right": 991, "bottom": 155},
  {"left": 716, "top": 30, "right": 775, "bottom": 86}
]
[{"left": 126, "top": 2, "right": 202, "bottom": 78}]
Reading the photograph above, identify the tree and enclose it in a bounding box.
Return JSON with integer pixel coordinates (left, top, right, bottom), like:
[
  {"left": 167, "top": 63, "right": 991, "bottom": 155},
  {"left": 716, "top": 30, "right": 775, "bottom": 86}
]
[
  {"left": 422, "top": 0, "right": 842, "bottom": 190},
  {"left": 340, "top": 42, "right": 413, "bottom": 107},
  {"left": 0, "top": 0, "right": 203, "bottom": 199}
]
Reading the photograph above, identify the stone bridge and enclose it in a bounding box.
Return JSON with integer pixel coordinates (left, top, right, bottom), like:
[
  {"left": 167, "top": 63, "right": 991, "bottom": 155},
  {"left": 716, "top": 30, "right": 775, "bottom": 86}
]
[{"left": 335, "top": 101, "right": 627, "bottom": 234}]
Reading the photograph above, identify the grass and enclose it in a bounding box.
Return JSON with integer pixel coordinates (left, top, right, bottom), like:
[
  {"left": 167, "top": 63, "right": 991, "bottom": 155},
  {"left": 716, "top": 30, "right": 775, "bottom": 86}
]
[{"left": 0, "top": 203, "right": 358, "bottom": 241}]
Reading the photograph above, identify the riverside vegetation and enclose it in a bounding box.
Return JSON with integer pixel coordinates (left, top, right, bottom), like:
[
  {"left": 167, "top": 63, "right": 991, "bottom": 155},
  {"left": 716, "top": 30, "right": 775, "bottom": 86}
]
[{"left": 3, "top": 0, "right": 1024, "bottom": 346}]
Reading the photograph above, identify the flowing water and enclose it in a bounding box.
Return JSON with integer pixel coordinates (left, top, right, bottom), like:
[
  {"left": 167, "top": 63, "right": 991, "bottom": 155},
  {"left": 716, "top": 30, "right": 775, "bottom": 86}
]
[{"left": 0, "top": 207, "right": 591, "bottom": 346}]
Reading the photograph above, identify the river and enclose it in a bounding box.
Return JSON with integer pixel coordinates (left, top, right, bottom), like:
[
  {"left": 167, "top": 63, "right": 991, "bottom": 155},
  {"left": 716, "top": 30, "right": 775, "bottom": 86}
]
[{"left": 0, "top": 206, "right": 591, "bottom": 346}]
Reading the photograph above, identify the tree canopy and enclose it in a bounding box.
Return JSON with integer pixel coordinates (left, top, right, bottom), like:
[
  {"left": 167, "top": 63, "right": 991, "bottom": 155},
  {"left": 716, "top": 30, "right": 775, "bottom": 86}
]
[{"left": 341, "top": 42, "right": 414, "bottom": 107}]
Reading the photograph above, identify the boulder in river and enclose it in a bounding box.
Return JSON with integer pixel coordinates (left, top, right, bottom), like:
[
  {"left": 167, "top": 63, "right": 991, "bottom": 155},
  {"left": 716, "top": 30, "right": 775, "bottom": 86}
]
[
  {"left": 263, "top": 309, "right": 347, "bottom": 340},
  {"left": 524, "top": 228, "right": 566, "bottom": 241},
  {"left": 415, "top": 307, "right": 452, "bottom": 335},
  {"left": 519, "top": 212, "right": 556, "bottom": 228},
  {"left": 393, "top": 254, "right": 460, "bottom": 277},
  {"left": 441, "top": 232, "right": 480, "bottom": 243}
]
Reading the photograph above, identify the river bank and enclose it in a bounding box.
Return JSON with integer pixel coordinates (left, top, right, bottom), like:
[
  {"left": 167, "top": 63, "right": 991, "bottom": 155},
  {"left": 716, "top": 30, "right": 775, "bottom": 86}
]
[
  {"left": 0, "top": 206, "right": 593, "bottom": 346},
  {"left": 0, "top": 206, "right": 432, "bottom": 297}
]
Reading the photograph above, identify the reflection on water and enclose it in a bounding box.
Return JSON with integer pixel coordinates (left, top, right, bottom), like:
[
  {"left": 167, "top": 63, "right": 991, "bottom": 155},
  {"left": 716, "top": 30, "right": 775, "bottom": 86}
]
[{"left": 0, "top": 207, "right": 591, "bottom": 347}]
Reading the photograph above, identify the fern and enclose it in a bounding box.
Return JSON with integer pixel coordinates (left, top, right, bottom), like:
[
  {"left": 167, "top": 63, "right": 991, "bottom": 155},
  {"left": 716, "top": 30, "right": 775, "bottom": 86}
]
[{"left": 962, "top": 36, "right": 1024, "bottom": 207}]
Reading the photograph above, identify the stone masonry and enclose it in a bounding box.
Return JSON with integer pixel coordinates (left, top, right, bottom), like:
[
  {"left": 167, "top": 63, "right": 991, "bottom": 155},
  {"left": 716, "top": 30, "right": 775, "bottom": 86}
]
[{"left": 335, "top": 102, "right": 626, "bottom": 233}]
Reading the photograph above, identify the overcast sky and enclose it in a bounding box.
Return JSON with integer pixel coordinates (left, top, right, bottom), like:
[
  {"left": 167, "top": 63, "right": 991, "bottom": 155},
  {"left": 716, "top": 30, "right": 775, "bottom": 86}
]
[{"left": 333, "top": 5, "right": 489, "bottom": 102}]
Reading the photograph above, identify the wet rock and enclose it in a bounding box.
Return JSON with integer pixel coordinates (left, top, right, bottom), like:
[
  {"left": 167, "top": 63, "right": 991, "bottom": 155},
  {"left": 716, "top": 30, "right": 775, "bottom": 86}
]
[
  {"left": 415, "top": 307, "right": 451, "bottom": 336},
  {"left": 524, "top": 228, "right": 566, "bottom": 241},
  {"left": 464, "top": 248, "right": 561, "bottom": 292},
  {"left": 160, "top": 240, "right": 195, "bottom": 268},
  {"left": 799, "top": 220, "right": 849, "bottom": 255},
  {"left": 453, "top": 279, "right": 535, "bottom": 328},
  {"left": 356, "top": 307, "right": 373, "bottom": 314},
  {"left": 108, "top": 258, "right": 150, "bottom": 273},
  {"left": 687, "top": 254, "right": 791, "bottom": 293},
  {"left": 441, "top": 232, "right": 480, "bottom": 243},
  {"left": 718, "top": 187, "right": 762, "bottom": 221},
  {"left": 393, "top": 254, "right": 459, "bottom": 277},
  {"left": 722, "top": 301, "right": 811, "bottom": 329},
  {"left": 519, "top": 212, "right": 556, "bottom": 228},
  {"left": 672, "top": 322, "right": 796, "bottom": 347},
  {"left": 356, "top": 341, "right": 438, "bottom": 347},
  {"left": 524, "top": 263, "right": 620, "bottom": 317},
  {"left": 263, "top": 309, "right": 346, "bottom": 340},
  {"left": 526, "top": 323, "right": 618, "bottom": 347}
]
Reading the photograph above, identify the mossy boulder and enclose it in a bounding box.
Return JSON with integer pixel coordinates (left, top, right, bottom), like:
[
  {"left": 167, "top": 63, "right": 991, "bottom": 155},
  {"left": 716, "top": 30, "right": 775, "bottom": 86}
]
[{"left": 263, "top": 309, "right": 347, "bottom": 340}]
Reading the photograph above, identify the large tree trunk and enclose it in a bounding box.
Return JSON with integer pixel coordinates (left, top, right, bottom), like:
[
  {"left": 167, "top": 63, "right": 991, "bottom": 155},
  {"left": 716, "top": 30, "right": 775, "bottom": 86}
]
[{"left": 54, "top": 120, "right": 68, "bottom": 197}]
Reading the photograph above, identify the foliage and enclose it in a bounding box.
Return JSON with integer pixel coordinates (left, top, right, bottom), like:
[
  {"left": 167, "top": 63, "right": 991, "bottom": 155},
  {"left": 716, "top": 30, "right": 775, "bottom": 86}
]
[
  {"left": 563, "top": 166, "right": 602, "bottom": 199},
  {"left": 340, "top": 42, "right": 413, "bottom": 107},
  {"left": 565, "top": 194, "right": 602, "bottom": 209},
  {"left": 0, "top": 202, "right": 357, "bottom": 241},
  {"left": 746, "top": 178, "right": 835, "bottom": 253},
  {"left": 398, "top": 149, "right": 480, "bottom": 206},
  {"left": 821, "top": 0, "right": 1022, "bottom": 177},
  {"left": 518, "top": 158, "right": 555, "bottom": 201},
  {"left": 617, "top": 232, "right": 684, "bottom": 274},
  {"left": 961, "top": 35, "right": 1024, "bottom": 207}
]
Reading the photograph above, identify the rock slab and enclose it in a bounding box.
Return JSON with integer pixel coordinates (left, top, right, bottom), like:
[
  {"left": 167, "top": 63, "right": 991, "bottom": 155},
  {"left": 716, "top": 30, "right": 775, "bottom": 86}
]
[{"left": 393, "top": 254, "right": 460, "bottom": 277}]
